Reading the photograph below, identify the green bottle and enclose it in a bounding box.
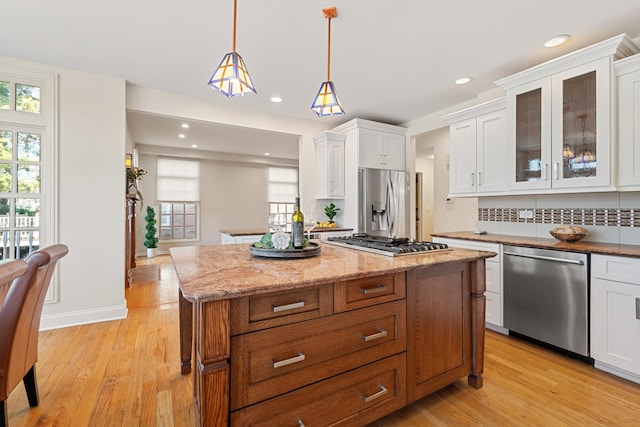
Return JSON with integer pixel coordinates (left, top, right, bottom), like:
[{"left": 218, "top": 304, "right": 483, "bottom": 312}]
[{"left": 292, "top": 196, "right": 305, "bottom": 249}]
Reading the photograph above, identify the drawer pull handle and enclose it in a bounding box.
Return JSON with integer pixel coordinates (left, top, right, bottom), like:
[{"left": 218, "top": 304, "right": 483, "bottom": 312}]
[
  {"left": 272, "top": 300, "right": 304, "bottom": 313},
  {"left": 297, "top": 420, "right": 305, "bottom": 427},
  {"left": 636, "top": 298, "right": 640, "bottom": 320},
  {"left": 362, "top": 385, "right": 388, "bottom": 403},
  {"left": 360, "top": 284, "right": 387, "bottom": 295},
  {"left": 362, "top": 329, "right": 388, "bottom": 342},
  {"left": 273, "top": 352, "right": 305, "bottom": 368}
]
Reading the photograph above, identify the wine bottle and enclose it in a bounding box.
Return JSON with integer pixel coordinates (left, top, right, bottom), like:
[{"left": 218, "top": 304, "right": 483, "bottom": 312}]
[{"left": 292, "top": 196, "right": 305, "bottom": 249}]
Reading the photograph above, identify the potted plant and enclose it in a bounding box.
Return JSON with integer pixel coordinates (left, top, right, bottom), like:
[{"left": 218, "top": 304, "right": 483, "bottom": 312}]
[
  {"left": 126, "top": 167, "right": 146, "bottom": 206},
  {"left": 144, "top": 206, "right": 158, "bottom": 258},
  {"left": 324, "top": 202, "right": 340, "bottom": 226}
]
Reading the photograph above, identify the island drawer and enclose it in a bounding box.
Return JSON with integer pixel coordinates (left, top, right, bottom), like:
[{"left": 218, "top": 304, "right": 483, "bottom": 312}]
[
  {"left": 230, "top": 300, "right": 406, "bottom": 410},
  {"left": 231, "top": 353, "right": 407, "bottom": 427},
  {"left": 334, "top": 272, "right": 406, "bottom": 312},
  {"left": 230, "top": 286, "right": 333, "bottom": 335}
]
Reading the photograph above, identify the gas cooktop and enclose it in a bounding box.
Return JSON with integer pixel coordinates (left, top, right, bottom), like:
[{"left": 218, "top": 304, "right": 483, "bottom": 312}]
[{"left": 325, "top": 234, "right": 450, "bottom": 257}]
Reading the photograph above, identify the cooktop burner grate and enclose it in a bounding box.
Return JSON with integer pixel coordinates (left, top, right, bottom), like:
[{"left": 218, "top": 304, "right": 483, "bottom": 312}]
[{"left": 325, "top": 234, "right": 449, "bottom": 256}]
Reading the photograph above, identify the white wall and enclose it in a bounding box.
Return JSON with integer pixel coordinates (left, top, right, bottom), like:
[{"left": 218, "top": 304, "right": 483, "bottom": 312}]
[
  {"left": 137, "top": 151, "right": 278, "bottom": 252},
  {"left": 415, "top": 127, "right": 478, "bottom": 234},
  {"left": 126, "top": 85, "right": 329, "bottom": 216},
  {"left": 0, "top": 57, "right": 129, "bottom": 329}
]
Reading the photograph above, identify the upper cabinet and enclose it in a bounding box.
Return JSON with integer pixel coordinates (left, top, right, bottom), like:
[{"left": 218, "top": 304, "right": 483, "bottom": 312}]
[
  {"left": 616, "top": 54, "right": 640, "bottom": 190},
  {"left": 332, "top": 118, "right": 407, "bottom": 171},
  {"left": 314, "top": 131, "right": 346, "bottom": 199},
  {"left": 358, "top": 128, "right": 406, "bottom": 170},
  {"left": 496, "top": 33, "right": 639, "bottom": 194},
  {"left": 443, "top": 98, "right": 507, "bottom": 196}
]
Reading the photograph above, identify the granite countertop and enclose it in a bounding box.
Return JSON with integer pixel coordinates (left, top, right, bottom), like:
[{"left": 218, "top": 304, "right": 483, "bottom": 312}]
[
  {"left": 171, "top": 242, "right": 494, "bottom": 303},
  {"left": 431, "top": 231, "right": 640, "bottom": 258},
  {"left": 220, "top": 227, "right": 353, "bottom": 236}
]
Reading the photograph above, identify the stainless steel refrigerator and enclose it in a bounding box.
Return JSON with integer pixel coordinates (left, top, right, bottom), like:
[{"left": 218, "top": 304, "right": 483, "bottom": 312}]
[{"left": 358, "top": 168, "right": 410, "bottom": 238}]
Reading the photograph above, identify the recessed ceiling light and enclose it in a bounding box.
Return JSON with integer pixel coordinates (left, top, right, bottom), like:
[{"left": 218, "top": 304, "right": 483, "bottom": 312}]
[
  {"left": 270, "top": 97, "right": 283, "bottom": 103},
  {"left": 264, "top": 152, "right": 270, "bottom": 156},
  {"left": 455, "top": 77, "right": 472, "bottom": 85},
  {"left": 179, "top": 134, "right": 185, "bottom": 138},
  {"left": 191, "top": 144, "right": 198, "bottom": 148},
  {"left": 544, "top": 34, "right": 571, "bottom": 48},
  {"left": 181, "top": 123, "right": 189, "bottom": 128}
]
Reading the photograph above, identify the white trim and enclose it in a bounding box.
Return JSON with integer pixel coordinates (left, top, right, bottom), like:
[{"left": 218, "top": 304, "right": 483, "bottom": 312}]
[
  {"left": 40, "top": 304, "right": 128, "bottom": 331},
  {"left": 496, "top": 34, "right": 639, "bottom": 90},
  {"left": 441, "top": 97, "right": 506, "bottom": 124},
  {"left": 0, "top": 62, "right": 59, "bottom": 303},
  {"left": 594, "top": 360, "right": 640, "bottom": 385}
]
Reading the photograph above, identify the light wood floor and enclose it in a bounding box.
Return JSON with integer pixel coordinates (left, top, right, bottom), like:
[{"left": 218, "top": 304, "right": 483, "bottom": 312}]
[{"left": 5, "top": 255, "right": 640, "bottom": 426}]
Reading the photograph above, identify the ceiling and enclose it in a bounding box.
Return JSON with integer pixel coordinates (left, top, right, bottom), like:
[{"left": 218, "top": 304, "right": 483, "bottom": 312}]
[{"left": 3, "top": 1, "right": 640, "bottom": 158}]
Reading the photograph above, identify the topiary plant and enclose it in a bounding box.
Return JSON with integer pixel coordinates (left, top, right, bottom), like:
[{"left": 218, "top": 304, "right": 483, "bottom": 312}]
[{"left": 144, "top": 206, "right": 158, "bottom": 249}]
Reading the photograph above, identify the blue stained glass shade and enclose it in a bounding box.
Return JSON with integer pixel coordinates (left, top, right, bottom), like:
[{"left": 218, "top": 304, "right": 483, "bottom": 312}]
[
  {"left": 208, "top": 52, "right": 257, "bottom": 97},
  {"left": 311, "top": 81, "right": 345, "bottom": 117}
]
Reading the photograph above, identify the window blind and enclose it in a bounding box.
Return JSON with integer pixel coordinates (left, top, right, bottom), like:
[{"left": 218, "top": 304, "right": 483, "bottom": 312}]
[
  {"left": 157, "top": 158, "right": 200, "bottom": 201},
  {"left": 267, "top": 167, "right": 298, "bottom": 202}
]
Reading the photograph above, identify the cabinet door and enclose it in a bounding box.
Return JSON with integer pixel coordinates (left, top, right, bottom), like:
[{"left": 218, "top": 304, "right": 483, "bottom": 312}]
[
  {"left": 449, "top": 118, "right": 477, "bottom": 194},
  {"left": 328, "top": 140, "right": 345, "bottom": 197},
  {"left": 359, "top": 128, "right": 385, "bottom": 168},
  {"left": 507, "top": 78, "right": 552, "bottom": 191},
  {"left": 591, "top": 278, "right": 640, "bottom": 376},
  {"left": 315, "top": 137, "right": 345, "bottom": 198},
  {"left": 618, "top": 66, "right": 640, "bottom": 187},
  {"left": 406, "top": 263, "right": 472, "bottom": 403},
  {"left": 477, "top": 109, "right": 507, "bottom": 193},
  {"left": 551, "top": 58, "right": 611, "bottom": 189},
  {"left": 382, "top": 133, "right": 406, "bottom": 171}
]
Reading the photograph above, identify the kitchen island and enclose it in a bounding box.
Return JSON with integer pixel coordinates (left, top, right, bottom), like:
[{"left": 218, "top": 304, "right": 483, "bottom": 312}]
[{"left": 172, "top": 242, "right": 494, "bottom": 426}]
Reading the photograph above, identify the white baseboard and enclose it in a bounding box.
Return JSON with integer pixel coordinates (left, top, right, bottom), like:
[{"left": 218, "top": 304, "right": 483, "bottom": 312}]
[
  {"left": 40, "top": 304, "right": 128, "bottom": 331},
  {"left": 486, "top": 323, "right": 509, "bottom": 335},
  {"left": 594, "top": 360, "right": 640, "bottom": 385}
]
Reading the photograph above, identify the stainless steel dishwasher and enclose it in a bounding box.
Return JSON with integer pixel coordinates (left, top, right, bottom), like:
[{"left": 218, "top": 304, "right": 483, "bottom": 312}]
[{"left": 503, "top": 245, "right": 589, "bottom": 357}]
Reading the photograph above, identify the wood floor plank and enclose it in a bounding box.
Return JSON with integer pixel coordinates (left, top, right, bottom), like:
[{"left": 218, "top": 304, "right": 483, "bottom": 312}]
[{"left": 5, "top": 255, "right": 640, "bottom": 426}]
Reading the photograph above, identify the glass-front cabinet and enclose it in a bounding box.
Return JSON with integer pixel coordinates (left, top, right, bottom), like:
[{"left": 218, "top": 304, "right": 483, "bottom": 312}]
[{"left": 507, "top": 57, "right": 612, "bottom": 191}]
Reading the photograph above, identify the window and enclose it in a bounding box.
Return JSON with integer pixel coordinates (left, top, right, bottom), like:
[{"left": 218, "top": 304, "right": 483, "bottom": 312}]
[
  {"left": 267, "top": 167, "right": 298, "bottom": 232},
  {"left": 156, "top": 158, "right": 200, "bottom": 241},
  {"left": 0, "top": 66, "right": 54, "bottom": 263},
  {"left": 267, "top": 167, "right": 298, "bottom": 203}
]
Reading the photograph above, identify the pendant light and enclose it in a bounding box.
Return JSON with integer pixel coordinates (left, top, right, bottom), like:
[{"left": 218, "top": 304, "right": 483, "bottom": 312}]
[
  {"left": 311, "top": 7, "right": 345, "bottom": 116},
  {"left": 208, "top": 0, "right": 256, "bottom": 97}
]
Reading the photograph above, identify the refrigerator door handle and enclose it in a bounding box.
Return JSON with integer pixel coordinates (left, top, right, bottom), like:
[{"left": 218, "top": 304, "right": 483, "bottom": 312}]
[
  {"left": 386, "top": 176, "right": 396, "bottom": 236},
  {"left": 358, "top": 169, "right": 365, "bottom": 233}
]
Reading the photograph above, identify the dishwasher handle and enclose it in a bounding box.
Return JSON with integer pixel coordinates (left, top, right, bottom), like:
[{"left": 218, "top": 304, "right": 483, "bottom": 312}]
[{"left": 503, "top": 250, "right": 584, "bottom": 265}]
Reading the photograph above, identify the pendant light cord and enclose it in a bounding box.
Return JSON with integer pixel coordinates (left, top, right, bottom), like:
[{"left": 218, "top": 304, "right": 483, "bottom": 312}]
[
  {"left": 326, "top": 15, "right": 332, "bottom": 81},
  {"left": 232, "top": 0, "right": 238, "bottom": 52}
]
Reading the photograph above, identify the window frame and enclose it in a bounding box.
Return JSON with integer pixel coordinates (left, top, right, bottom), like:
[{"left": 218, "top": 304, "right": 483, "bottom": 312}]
[
  {"left": 157, "top": 201, "right": 200, "bottom": 243},
  {"left": 0, "top": 62, "right": 58, "bottom": 303}
]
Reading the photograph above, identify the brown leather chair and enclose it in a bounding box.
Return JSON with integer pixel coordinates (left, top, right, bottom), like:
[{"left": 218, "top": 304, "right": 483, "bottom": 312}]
[{"left": 0, "top": 244, "right": 69, "bottom": 427}]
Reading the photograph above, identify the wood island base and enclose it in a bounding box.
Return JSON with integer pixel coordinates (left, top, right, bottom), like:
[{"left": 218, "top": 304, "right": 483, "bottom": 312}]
[{"left": 173, "top": 244, "right": 489, "bottom": 427}]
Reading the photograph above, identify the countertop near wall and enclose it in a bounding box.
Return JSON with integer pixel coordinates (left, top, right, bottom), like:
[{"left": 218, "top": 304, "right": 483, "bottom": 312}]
[{"left": 431, "top": 231, "right": 640, "bottom": 258}]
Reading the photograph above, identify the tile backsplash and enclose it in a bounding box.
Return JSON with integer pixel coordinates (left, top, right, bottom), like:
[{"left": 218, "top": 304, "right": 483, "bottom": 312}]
[
  {"left": 478, "top": 207, "right": 639, "bottom": 227},
  {"left": 476, "top": 192, "right": 640, "bottom": 245}
]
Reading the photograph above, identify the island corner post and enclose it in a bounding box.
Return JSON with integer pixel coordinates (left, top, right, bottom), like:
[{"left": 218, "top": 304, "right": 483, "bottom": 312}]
[{"left": 174, "top": 245, "right": 489, "bottom": 427}]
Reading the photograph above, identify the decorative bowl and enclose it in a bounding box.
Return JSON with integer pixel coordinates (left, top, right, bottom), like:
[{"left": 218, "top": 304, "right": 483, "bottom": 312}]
[{"left": 549, "top": 226, "right": 588, "bottom": 242}]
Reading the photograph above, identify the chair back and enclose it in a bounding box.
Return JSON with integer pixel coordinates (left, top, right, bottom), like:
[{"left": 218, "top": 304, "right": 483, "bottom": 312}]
[{"left": 0, "top": 244, "right": 69, "bottom": 400}]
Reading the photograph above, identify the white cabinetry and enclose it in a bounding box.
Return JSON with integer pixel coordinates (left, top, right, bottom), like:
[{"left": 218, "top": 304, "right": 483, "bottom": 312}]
[
  {"left": 496, "top": 34, "right": 639, "bottom": 194},
  {"left": 616, "top": 54, "right": 640, "bottom": 189},
  {"left": 443, "top": 98, "right": 507, "bottom": 196},
  {"left": 591, "top": 254, "right": 640, "bottom": 384},
  {"left": 332, "top": 118, "right": 406, "bottom": 171},
  {"left": 220, "top": 233, "right": 263, "bottom": 244},
  {"left": 358, "top": 128, "right": 405, "bottom": 170},
  {"left": 431, "top": 237, "right": 505, "bottom": 331},
  {"left": 314, "top": 132, "right": 346, "bottom": 198}
]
